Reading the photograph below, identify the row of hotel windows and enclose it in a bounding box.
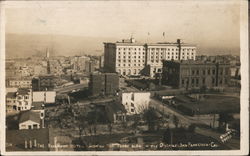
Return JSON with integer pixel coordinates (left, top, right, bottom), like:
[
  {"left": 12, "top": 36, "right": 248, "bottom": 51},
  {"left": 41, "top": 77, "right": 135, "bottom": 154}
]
[
  {"left": 181, "top": 77, "right": 227, "bottom": 86},
  {"left": 117, "top": 51, "right": 195, "bottom": 56},
  {"left": 189, "top": 68, "right": 229, "bottom": 75},
  {"left": 149, "top": 48, "right": 195, "bottom": 52},
  {"left": 118, "top": 47, "right": 145, "bottom": 51},
  {"left": 118, "top": 60, "right": 145, "bottom": 63},
  {"left": 150, "top": 52, "right": 195, "bottom": 56},
  {"left": 117, "top": 64, "right": 144, "bottom": 67},
  {"left": 118, "top": 47, "right": 195, "bottom": 51},
  {"left": 118, "top": 55, "right": 194, "bottom": 60},
  {"left": 118, "top": 56, "right": 145, "bottom": 59},
  {"left": 118, "top": 68, "right": 141, "bottom": 75},
  {"left": 150, "top": 56, "right": 194, "bottom": 60}
]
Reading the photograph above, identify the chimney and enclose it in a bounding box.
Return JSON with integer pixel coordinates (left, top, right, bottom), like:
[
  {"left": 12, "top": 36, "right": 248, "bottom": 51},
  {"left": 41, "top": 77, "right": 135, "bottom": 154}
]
[{"left": 177, "top": 39, "right": 181, "bottom": 60}]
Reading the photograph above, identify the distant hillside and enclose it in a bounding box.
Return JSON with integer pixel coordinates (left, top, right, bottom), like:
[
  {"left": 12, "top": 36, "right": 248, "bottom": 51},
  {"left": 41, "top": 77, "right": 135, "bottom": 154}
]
[
  {"left": 5, "top": 33, "right": 118, "bottom": 58},
  {"left": 5, "top": 33, "right": 240, "bottom": 58}
]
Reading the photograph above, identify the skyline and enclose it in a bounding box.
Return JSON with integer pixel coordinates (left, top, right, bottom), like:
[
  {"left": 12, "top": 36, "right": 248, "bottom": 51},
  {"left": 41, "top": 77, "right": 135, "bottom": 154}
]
[{"left": 4, "top": 0, "right": 241, "bottom": 57}]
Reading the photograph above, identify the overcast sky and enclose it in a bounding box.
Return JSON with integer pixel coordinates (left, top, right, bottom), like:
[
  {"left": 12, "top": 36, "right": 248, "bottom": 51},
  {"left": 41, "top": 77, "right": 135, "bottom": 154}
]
[{"left": 4, "top": 0, "right": 241, "bottom": 55}]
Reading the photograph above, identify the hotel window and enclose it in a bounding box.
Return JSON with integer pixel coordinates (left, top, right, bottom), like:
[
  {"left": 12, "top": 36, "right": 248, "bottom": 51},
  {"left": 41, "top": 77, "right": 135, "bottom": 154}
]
[
  {"left": 124, "top": 48, "right": 126, "bottom": 50},
  {"left": 134, "top": 64, "right": 136, "bottom": 66},
  {"left": 208, "top": 69, "right": 211, "bottom": 75},
  {"left": 196, "top": 78, "right": 199, "bottom": 85},
  {"left": 123, "top": 56, "right": 126, "bottom": 58},
  {"left": 123, "top": 60, "right": 126, "bottom": 62},
  {"left": 172, "top": 52, "right": 174, "bottom": 55},
  {"left": 196, "top": 70, "right": 199, "bottom": 75},
  {"left": 139, "top": 48, "right": 141, "bottom": 50},
  {"left": 134, "top": 48, "right": 137, "bottom": 50},
  {"left": 128, "top": 48, "right": 131, "bottom": 50},
  {"left": 118, "top": 64, "right": 120, "bottom": 66},
  {"left": 138, "top": 60, "right": 141, "bottom": 62},
  {"left": 138, "top": 56, "right": 140, "bottom": 58},
  {"left": 202, "top": 78, "right": 206, "bottom": 84},
  {"left": 212, "top": 78, "right": 215, "bottom": 84},
  {"left": 220, "top": 69, "right": 223, "bottom": 75},
  {"left": 182, "top": 53, "right": 184, "bottom": 55},
  {"left": 187, "top": 49, "right": 189, "bottom": 51},
  {"left": 168, "top": 52, "right": 170, "bottom": 55},
  {"left": 168, "top": 48, "right": 170, "bottom": 51},
  {"left": 176, "top": 52, "right": 178, "bottom": 55},
  {"left": 119, "top": 48, "right": 121, "bottom": 50},
  {"left": 138, "top": 64, "right": 140, "bottom": 66},
  {"left": 182, "top": 79, "right": 185, "bottom": 85},
  {"left": 123, "top": 64, "right": 125, "bottom": 66},
  {"left": 143, "top": 60, "right": 145, "bottom": 62},
  {"left": 192, "top": 70, "right": 195, "bottom": 75},
  {"left": 128, "top": 56, "right": 131, "bottom": 58},
  {"left": 203, "top": 70, "right": 206, "bottom": 75},
  {"left": 128, "top": 64, "right": 131, "bottom": 66},
  {"left": 191, "top": 78, "right": 194, "bottom": 84},
  {"left": 176, "top": 56, "right": 178, "bottom": 59},
  {"left": 212, "top": 69, "right": 215, "bottom": 75},
  {"left": 172, "top": 49, "right": 174, "bottom": 51}
]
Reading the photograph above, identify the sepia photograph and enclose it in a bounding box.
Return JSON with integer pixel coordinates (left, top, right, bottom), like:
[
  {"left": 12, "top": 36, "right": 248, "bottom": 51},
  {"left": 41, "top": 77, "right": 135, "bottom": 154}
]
[{"left": 0, "top": 0, "right": 249, "bottom": 155}]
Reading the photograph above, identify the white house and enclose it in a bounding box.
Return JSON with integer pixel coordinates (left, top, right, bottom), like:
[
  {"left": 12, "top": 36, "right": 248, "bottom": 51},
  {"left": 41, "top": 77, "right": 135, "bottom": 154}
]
[
  {"left": 19, "top": 111, "right": 41, "bottom": 130},
  {"left": 122, "top": 92, "right": 151, "bottom": 115},
  {"left": 6, "top": 88, "right": 32, "bottom": 114}
]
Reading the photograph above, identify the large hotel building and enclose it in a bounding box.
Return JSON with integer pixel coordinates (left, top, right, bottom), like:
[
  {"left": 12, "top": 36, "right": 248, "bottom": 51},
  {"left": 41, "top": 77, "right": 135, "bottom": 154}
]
[{"left": 104, "top": 38, "right": 197, "bottom": 77}]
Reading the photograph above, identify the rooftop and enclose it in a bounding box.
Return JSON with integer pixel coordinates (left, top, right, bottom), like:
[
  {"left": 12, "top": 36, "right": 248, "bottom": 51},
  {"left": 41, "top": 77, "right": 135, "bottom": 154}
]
[
  {"left": 6, "top": 92, "right": 16, "bottom": 98},
  {"left": 19, "top": 110, "right": 41, "bottom": 124},
  {"left": 163, "top": 60, "right": 230, "bottom": 65},
  {"left": 105, "top": 101, "right": 127, "bottom": 114}
]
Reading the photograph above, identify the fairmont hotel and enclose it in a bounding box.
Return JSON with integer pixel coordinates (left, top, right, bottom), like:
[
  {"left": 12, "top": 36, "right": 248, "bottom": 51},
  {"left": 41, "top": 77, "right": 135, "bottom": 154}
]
[{"left": 104, "top": 38, "right": 197, "bottom": 77}]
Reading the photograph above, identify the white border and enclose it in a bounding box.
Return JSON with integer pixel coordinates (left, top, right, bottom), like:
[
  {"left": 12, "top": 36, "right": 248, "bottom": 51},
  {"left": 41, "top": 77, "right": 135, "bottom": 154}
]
[{"left": 0, "top": 0, "right": 249, "bottom": 155}]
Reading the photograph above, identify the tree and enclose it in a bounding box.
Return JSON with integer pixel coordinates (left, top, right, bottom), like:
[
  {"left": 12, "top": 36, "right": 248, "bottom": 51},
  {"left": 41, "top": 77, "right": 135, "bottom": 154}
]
[
  {"left": 108, "top": 123, "right": 113, "bottom": 135},
  {"left": 163, "top": 128, "right": 172, "bottom": 144},
  {"left": 173, "top": 115, "right": 179, "bottom": 128},
  {"left": 143, "top": 107, "right": 159, "bottom": 131},
  {"left": 218, "top": 113, "right": 234, "bottom": 132}
]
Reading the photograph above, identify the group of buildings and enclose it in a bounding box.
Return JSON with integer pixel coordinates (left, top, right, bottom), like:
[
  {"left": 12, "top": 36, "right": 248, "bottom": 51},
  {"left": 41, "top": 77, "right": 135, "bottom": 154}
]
[
  {"left": 103, "top": 38, "right": 239, "bottom": 89},
  {"left": 5, "top": 37, "right": 240, "bottom": 151},
  {"left": 104, "top": 38, "right": 197, "bottom": 77}
]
